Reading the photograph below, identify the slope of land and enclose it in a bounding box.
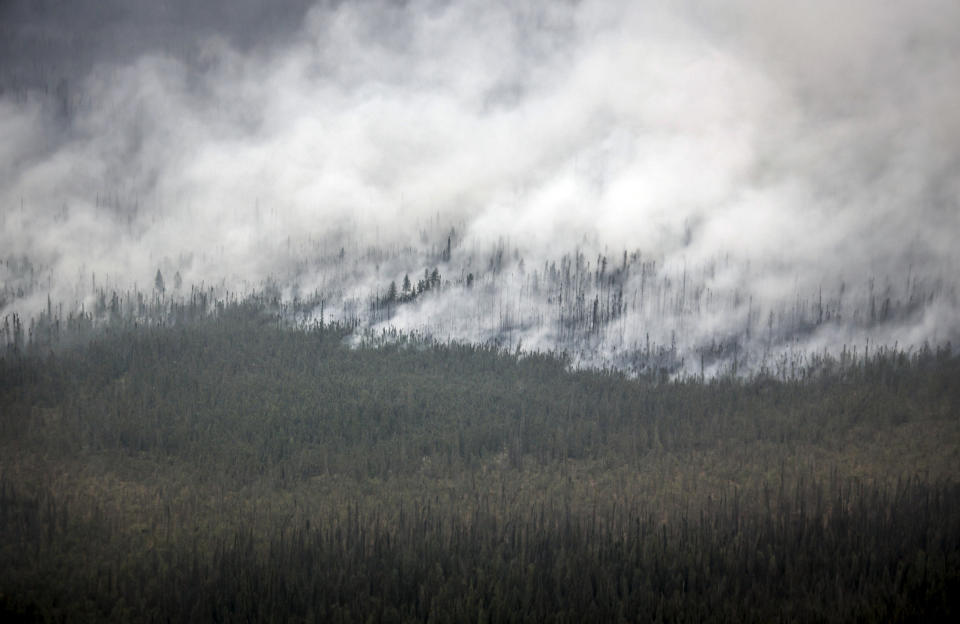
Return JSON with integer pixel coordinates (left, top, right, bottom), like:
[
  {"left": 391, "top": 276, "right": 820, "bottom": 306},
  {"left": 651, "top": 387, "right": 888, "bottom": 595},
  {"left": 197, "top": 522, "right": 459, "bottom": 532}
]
[{"left": 1, "top": 308, "right": 958, "bottom": 621}]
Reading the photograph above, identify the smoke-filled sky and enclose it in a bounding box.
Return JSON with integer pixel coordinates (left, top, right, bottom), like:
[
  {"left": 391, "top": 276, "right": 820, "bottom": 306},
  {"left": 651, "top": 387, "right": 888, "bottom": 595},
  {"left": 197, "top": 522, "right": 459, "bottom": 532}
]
[{"left": 2, "top": 0, "right": 959, "bottom": 365}]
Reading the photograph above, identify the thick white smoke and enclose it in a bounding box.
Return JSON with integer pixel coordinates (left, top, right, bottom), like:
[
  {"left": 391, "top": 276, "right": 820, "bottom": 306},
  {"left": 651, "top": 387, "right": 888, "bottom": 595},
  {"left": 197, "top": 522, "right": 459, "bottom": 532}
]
[{"left": 2, "top": 0, "right": 958, "bottom": 371}]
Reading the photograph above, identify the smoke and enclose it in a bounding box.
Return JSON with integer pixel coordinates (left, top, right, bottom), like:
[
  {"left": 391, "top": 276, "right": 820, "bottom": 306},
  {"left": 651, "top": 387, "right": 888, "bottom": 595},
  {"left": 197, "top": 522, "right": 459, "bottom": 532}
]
[{"left": 2, "top": 0, "right": 958, "bottom": 370}]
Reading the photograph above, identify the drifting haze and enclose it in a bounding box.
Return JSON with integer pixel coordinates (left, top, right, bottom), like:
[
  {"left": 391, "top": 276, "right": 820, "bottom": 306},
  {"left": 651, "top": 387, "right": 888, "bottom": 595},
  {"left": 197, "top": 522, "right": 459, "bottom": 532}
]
[{"left": 2, "top": 0, "right": 958, "bottom": 370}]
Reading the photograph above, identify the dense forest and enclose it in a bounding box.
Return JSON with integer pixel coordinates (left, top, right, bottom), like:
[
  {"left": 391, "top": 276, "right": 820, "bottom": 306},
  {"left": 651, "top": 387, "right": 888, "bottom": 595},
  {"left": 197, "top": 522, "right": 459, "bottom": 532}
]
[
  {"left": 2, "top": 302, "right": 958, "bottom": 621},
  {"left": 3, "top": 0, "right": 960, "bottom": 621}
]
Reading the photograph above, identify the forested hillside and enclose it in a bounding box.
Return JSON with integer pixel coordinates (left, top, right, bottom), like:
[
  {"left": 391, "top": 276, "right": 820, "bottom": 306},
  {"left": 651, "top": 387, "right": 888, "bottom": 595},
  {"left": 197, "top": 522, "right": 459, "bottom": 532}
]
[
  {"left": 2, "top": 305, "right": 958, "bottom": 621},
  {"left": 4, "top": 0, "right": 960, "bottom": 621}
]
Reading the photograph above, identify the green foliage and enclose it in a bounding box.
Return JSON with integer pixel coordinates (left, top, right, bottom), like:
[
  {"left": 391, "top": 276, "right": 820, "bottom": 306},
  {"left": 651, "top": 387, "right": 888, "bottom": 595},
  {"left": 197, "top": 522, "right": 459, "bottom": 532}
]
[{"left": 1, "top": 313, "right": 958, "bottom": 621}]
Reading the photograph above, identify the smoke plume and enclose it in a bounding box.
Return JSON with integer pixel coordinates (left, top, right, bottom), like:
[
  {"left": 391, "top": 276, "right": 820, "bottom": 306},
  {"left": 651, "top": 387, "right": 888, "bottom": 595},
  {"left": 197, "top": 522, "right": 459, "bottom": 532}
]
[{"left": 2, "top": 0, "right": 958, "bottom": 372}]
